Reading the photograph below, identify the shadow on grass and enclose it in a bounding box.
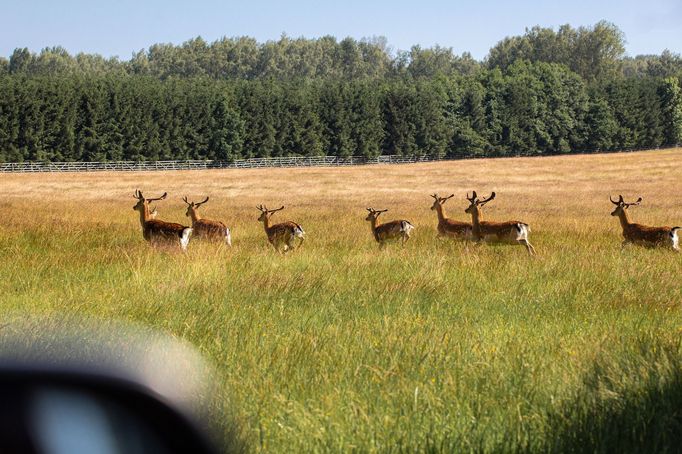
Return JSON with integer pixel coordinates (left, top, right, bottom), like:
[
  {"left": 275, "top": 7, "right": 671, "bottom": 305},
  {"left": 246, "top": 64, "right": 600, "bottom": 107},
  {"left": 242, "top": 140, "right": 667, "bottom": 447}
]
[{"left": 547, "top": 339, "right": 682, "bottom": 453}]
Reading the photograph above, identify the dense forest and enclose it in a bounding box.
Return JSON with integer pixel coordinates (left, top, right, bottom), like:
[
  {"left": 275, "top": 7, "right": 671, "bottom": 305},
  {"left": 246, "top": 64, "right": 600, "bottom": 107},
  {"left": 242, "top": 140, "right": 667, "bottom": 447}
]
[{"left": 1, "top": 21, "right": 681, "bottom": 162}]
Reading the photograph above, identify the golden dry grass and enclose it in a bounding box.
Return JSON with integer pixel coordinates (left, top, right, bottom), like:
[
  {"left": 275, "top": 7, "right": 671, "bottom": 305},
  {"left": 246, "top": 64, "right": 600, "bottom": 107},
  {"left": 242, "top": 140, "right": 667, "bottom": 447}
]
[{"left": 3, "top": 148, "right": 681, "bottom": 237}]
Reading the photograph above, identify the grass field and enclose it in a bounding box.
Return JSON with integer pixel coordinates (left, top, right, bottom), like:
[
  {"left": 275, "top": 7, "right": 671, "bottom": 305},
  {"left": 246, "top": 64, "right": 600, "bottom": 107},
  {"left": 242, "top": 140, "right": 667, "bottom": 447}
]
[{"left": 1, "top": 149, "right": 682, "bottom": 452}]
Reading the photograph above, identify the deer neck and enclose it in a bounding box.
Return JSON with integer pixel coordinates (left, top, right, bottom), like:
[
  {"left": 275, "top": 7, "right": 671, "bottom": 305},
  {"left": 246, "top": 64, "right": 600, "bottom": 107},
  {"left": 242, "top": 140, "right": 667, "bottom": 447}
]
[
  {"left": 469, "top": 208, "right": 482, "bottom": 234},
  {"left": 618, "top": 210, "right": 632, "bottom": 230},
  {"left": 369, "top": 218, "right": 380, "bottom": 234},
  {"left": 262, "top": 216, "right": 271, "bottom": 234},
  {"left": 190, "top": 209, "right": 201, "bottom": 224},
  {"left": 435, "top": 204, "right": 447, "bottom": 223},
  {"left": 138, "top": 204, "right": 150, "bottom": 227}
]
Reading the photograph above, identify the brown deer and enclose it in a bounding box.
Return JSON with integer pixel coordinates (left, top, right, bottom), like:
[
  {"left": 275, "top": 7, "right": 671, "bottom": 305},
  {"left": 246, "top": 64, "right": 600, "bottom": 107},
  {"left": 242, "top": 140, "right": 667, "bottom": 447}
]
[
  {"left": 133, "top": 190, "right": 192, "bottom": 250},
  {"left": 465, "top": 191, "right": 536, "bottom": 255},
  {"left": 610, "top": 195, "right": 679, "bottom": 251},
  {"left": 183, "top": 196, "right": 232, "bottom": 246},
  {"left": 365, "top": 208, "right": 414, "bottom": 247},
  {"left": 430, "top": 193, "right": 472, "bottom": 240},
  {"left": 257, "top": 205, "right": 305, "bottom": 253}
]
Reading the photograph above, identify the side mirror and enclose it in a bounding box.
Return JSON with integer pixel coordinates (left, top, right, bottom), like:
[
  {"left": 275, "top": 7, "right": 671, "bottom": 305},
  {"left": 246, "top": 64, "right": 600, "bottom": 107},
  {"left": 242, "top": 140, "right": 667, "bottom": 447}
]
[{"left": 0, "top": 322, "right": 227, "bottom": 454}]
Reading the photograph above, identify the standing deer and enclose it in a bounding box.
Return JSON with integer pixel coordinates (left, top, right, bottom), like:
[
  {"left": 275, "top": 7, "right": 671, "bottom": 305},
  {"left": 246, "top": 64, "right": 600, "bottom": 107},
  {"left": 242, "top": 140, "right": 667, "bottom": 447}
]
[
  {"left": 610, "top": 195, "right": 679, "bottom": 251},
  {"left": 183, "top": 196, "right": 232, "bottom": 246},
  {"left": 365, "top": 208, "right": 414, "bottom": 247},
  {"left": 257, "top": 205, "right": 305, "bottom": 253},
  {"left": 464, "top": 191, "right": 536, "bottom": 255},
  {"left": 133, "top": 190, "right": 192, "bottom": 250},
  {"left": 430, "top": 193, "right": 472, "bottom": 239}
]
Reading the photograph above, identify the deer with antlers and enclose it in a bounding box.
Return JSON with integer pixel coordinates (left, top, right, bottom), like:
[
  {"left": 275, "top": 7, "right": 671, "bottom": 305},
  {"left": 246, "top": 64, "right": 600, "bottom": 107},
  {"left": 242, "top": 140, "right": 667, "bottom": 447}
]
[
  {"left": 257, "top": 205, "right": 305, "bottom": 253},
  {"left": 365, "top": 208, "right": 414, "bottom": 247},
  {"left": 133, "top": 190, "right": 193, "bottom": 250},
  {"left": 182, "top": 196, "right": 232, "bottom": 246},
  {"left": 465, "top": 191, "right": 536, "bottom": 255},
  {"left": 610, "top": 195, "right": 679, "bottom": 251},
  {"left": 430, "top": 193, "right": 472, "bottom": 240}
]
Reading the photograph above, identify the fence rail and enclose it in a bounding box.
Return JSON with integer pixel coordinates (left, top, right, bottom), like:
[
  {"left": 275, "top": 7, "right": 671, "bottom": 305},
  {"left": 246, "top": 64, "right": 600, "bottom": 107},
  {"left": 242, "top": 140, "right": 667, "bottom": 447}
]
[{"left": 0, "top": 145, "right": 679, "bottom": 173}]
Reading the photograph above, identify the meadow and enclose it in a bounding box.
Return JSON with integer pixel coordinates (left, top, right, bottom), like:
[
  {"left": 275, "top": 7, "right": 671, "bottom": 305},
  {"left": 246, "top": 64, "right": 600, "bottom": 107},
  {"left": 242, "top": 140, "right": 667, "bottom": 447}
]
[{"left": 1, "top": 149, "right": 681, "bottom": 452}]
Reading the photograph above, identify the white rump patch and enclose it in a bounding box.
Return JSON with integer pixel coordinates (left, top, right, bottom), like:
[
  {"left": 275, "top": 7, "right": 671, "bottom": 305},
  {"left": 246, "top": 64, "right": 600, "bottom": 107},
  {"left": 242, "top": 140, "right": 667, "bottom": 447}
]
[
  {"left": 671, "top": 230, "right": 679, "bottom": 250},
  {"left": 180, "top": 228, "right": 193, "bottom": 250},
  {"left": 294, "top": 226, "right": 305, "bottom": 238},
  {"left": 225, "top": 227, "right": 232, "bottom": 246},
  {"left": 514, "top": 223, "right": 530, "bottom": 241},
  {"left": 401, "top": 221, "right": 414, "bottom": 235}
]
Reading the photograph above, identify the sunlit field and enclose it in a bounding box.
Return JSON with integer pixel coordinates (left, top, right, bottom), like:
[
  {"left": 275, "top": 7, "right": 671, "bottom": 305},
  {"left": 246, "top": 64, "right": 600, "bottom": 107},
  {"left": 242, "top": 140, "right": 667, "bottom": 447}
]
[{"left": 1, "top": 149, "right": 681, "bottom": 452}]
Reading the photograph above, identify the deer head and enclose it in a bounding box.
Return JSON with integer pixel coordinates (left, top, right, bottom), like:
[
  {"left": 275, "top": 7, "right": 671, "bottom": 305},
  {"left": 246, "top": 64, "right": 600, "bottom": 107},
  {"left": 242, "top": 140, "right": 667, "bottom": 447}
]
[
  {"left": 610, "top": 195, "right": 642, "bottom": 217},
  {"left": 183, "top": 196, "right": 210, "bottom": 218},
  {"left": 257, "top": 204, "right": 285, "bottom": 222},
  {"left": 365, "top": 208, "right": 388, "bottom": 222},
  {"left": 133, "top": 190, "right": 167, "bottom": 213},
  {"left": 430, "top": 193, "right": 454, "bottom": 211},
  {"left": 465, "top": 191, "right": 496, "bottom": 215}
]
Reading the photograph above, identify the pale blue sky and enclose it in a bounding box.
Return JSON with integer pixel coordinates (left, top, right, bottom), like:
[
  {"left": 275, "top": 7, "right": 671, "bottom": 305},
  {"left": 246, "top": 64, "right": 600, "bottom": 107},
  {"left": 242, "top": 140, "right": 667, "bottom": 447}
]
[{"left": 2, "top": 0, "right": 681, "bottom": 60}]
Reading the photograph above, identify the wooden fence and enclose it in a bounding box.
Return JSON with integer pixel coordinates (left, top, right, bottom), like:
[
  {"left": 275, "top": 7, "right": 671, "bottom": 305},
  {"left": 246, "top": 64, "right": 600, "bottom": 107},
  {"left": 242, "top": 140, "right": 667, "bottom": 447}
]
[{"left": 0, "top": 145, "right": 679, "bottom": 173}]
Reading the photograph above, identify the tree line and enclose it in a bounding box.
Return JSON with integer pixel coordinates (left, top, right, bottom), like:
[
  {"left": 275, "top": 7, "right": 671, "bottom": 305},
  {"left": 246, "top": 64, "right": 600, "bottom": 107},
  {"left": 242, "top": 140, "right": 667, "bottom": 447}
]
[{"left": 0, "top": 22, "right": 681, "bottom": 162}]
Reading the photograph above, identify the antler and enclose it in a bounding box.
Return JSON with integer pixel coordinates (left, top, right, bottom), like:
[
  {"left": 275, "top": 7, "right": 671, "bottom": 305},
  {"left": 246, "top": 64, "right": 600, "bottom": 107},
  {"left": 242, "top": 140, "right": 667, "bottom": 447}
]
[
  {"left": 195, "top": 196, "right": 210, "bottom": 207},
  {"left": 431, "top": 194, "right": 438, "bottom": 199},
  {"left": 624, "top": 197, "right": 642, "bottom": 208},
  {"left": 256, "top": 204, "right": 266, "bottom": 212},
  {"left": 182, "top": 196, "right": 190, "bottom": 205},
  {"left": 146, "top": 192, "right": 167, "bottom": 202},
  {"left": 478, "top": 192, "right": 495, "bottom": 206},
  {"left": 466, "top": 191, "right": 477, "bottom": 202},
  {"left": 268, "top": 205, "right": 285, "bottom": 213},
  {"left": 444, "top": 194, "right": 454, "bottom": 200},
  {"left": 609, "top": 195, "right": 621, "bottom": 205},
  {"left": 134, "top": 189, "right": 143, "bottom": 199}
]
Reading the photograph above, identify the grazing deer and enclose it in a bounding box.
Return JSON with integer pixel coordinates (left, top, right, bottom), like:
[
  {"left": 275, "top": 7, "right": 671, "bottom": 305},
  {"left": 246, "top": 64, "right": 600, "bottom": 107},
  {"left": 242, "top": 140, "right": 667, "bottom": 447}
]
[
  {"left": 133, "top": 190, "right": 192, "bottom": 250},
  {"left": 430, "top": 193, "right": 472, "bottom": 239},
  {"left": 183, "top": 196, "right": 232, "bottom": 246},
  {"left": 257, "top": 205, "right": 305, "bottom": 253},
  {"left": 465, "top": 191, "right": 536, "bottom": 255},
  {"left": 610, "top": 195, "right": 679, "bottom": 251},
  {"left": 365, "top": 208, "right": 414, "bottom": 247}
]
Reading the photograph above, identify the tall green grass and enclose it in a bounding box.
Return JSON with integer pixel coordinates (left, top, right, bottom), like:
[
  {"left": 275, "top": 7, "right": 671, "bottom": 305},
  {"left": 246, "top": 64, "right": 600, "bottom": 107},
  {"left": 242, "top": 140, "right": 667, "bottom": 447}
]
[{"left": 1, "top": 210, "right": 680, "bottom": 452}]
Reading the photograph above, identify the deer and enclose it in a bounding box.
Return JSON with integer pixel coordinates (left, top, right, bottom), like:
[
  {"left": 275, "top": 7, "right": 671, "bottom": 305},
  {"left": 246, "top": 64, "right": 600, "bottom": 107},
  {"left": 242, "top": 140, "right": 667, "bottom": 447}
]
[
  {"left": 430, "top": 193, "right": 472, "bottom": 240},
  {"left": 182, "top": 196, "right": 232, "bottom": 246},
  {"left": 464, "top": 191, "right": 536, "bottom": 255},
  {"left": 257, "top": 205, "right": 305, "bottom": 253},
  {"left": 365, "top": 208, "right": 414, "bottom": 247},
  {"left": 610, "top": 195, "right": 679, "bottom": 251},
  {"left": 132, "top": 190, "right": 193, "bottom": 250}
]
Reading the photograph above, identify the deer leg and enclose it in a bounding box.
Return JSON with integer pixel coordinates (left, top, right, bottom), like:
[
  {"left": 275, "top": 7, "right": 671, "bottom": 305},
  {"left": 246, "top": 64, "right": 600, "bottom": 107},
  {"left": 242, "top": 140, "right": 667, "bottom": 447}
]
[
  {"left": 519, "top": 239, "right": 536, "bottom": 255},
  {"left": 272, "top": 241, "right": 283, "bottom": 254}
]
